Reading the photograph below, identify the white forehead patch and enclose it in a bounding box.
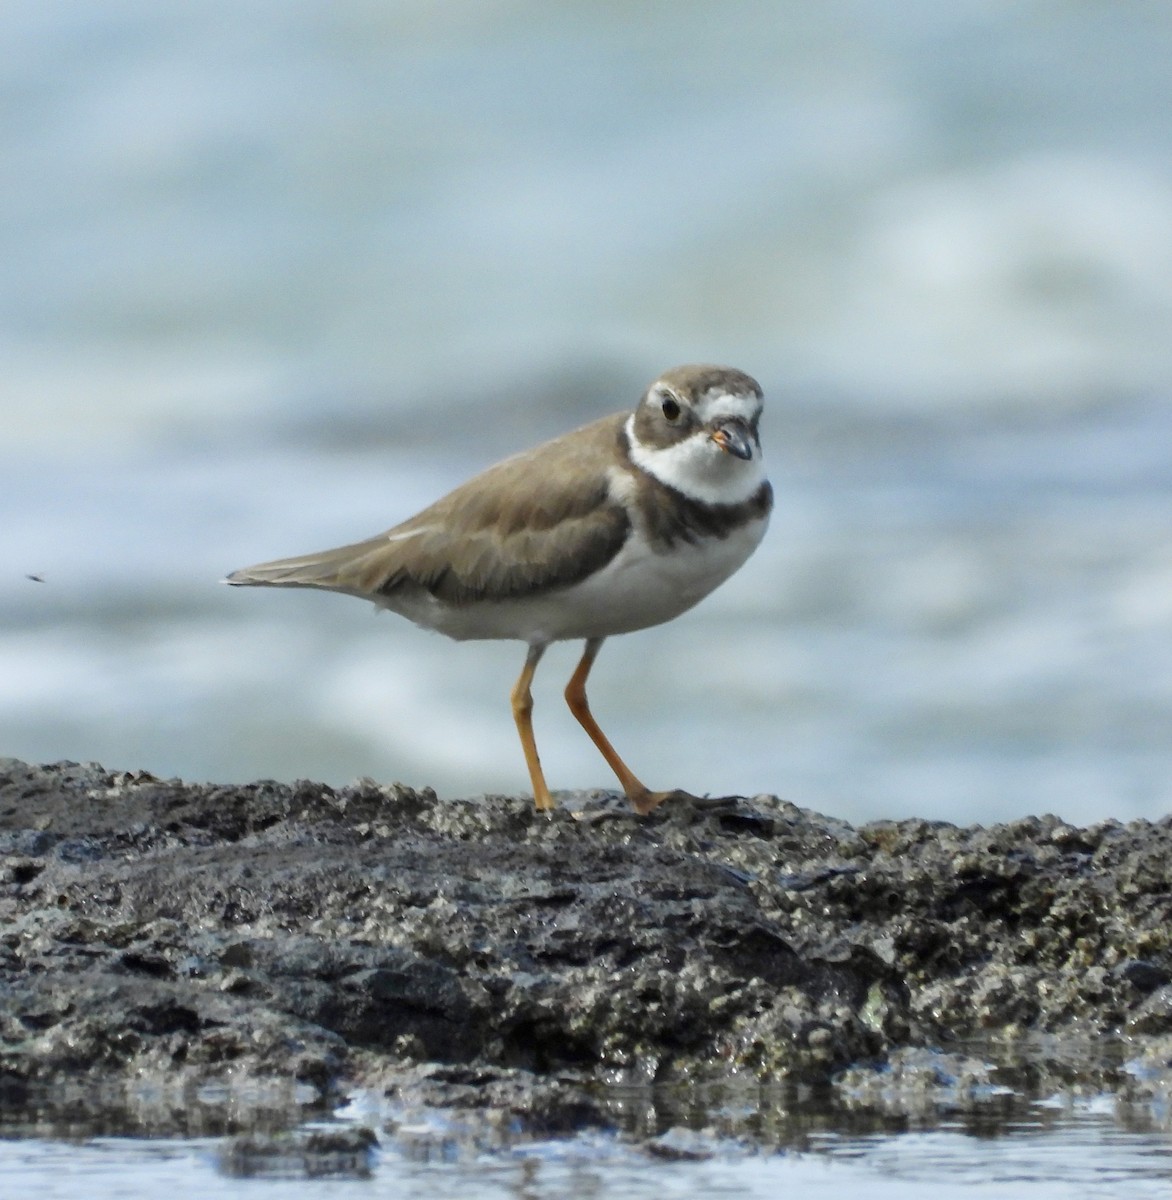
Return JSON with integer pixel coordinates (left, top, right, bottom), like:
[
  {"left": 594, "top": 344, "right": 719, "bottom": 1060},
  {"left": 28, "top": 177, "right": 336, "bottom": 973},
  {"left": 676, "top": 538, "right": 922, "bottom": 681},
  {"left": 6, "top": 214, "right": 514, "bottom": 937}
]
[
  {"left": 625, "top": 414, "right": 767, "bottom": 507},
  {"left": 693, "top": 388, "right": 762, "bottom": 427}
]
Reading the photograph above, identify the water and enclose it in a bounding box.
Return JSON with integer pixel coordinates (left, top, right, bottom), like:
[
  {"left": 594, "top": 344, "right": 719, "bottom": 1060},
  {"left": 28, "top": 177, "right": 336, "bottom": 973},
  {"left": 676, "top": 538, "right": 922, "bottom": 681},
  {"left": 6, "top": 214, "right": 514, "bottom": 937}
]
[
  {"left": 3, "top": 1092, "right": 1172, "bottom": 1198},
  {"left": 2, "top": 16, "right": 1172, "bottom": 807}
]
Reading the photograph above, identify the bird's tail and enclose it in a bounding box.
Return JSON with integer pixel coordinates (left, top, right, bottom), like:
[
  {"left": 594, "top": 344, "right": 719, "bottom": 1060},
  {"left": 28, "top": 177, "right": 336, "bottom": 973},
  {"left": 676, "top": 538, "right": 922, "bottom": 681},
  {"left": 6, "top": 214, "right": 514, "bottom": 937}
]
[{"left": 223, "top": 534, "right": 396, "bottom": 596}]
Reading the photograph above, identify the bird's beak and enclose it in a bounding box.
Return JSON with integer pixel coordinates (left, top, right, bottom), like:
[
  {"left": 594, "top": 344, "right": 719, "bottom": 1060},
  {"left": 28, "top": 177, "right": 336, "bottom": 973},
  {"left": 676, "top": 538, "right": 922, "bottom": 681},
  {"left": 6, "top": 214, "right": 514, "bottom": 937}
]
[{"left": 709, "top": 417, "right": 754, "bottom": 461}]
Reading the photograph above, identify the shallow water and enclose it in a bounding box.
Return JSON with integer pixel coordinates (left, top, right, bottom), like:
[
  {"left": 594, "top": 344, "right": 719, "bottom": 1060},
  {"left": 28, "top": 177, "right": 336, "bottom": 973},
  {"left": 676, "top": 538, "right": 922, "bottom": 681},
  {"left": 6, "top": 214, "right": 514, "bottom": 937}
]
[
  {"left": 3, "top": 3, "right": 1172, "bottom": 827},
  {"left": 4, "top": 1090, "right": 1172, "bottom": 1199}
]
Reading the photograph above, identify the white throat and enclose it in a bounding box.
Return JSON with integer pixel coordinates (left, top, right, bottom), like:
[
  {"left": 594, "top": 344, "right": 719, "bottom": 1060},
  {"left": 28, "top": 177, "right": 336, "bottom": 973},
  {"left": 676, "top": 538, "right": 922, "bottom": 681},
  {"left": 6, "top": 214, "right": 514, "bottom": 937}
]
[{"left": 624, "top": 414, "right": 767, "bottom": 506}]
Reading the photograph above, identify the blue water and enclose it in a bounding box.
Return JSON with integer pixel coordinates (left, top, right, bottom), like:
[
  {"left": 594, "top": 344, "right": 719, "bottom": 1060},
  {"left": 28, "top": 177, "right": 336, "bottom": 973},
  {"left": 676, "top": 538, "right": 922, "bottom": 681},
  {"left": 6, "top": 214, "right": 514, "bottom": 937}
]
[{"left": 2, "top": 2, "right": 1171, "bottom": 825}]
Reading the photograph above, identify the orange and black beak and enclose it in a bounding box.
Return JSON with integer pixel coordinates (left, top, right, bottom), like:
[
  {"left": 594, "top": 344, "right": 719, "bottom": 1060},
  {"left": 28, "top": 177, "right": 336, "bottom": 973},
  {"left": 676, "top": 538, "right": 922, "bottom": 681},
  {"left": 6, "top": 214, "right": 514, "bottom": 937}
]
[{"left": 709, "top": 417, "right": 754, "bottom": 460}]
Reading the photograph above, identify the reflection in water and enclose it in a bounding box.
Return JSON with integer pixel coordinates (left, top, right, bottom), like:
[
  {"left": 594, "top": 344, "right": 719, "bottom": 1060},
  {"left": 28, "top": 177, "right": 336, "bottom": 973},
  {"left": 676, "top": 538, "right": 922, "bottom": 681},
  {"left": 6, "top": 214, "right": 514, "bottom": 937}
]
[{"left": 4, "top": 1046, "right": 1172, "bottom": 1195}]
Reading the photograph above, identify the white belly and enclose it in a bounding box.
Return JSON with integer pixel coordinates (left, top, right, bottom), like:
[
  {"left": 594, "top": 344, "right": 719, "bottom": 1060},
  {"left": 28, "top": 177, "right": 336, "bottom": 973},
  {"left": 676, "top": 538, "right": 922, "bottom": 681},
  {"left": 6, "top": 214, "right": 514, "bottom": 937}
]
[{"left": 381, "top": 515, "right": 769, "bottom": 644}]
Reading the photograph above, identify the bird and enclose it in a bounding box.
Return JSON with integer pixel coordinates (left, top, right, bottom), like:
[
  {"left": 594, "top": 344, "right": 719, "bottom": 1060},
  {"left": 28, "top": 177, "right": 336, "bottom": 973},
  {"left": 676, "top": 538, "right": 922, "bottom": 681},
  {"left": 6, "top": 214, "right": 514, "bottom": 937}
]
[{"left": 225, "top": 364, "right": 771, "bottom": 814}]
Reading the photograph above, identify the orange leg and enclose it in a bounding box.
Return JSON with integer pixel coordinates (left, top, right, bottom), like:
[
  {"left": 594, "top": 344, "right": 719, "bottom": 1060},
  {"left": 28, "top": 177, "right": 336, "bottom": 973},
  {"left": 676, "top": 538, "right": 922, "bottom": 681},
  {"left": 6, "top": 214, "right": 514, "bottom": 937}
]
[
  {"left": 511, "top": 642, "right": 555, "bottom": 812},
  {"left": 564, "top": 637, "right": 695, "bottom": 815}
]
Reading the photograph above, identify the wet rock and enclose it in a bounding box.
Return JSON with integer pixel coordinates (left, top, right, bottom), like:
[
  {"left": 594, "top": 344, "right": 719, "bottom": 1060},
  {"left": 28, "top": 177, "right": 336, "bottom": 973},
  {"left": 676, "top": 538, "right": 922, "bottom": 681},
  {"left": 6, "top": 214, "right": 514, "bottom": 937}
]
[
  {"left": 218, "top": 1126, "right": 377, "bottom": 1179},
  {"left": 2, "top": 757, "right": 1172, "bottom": 1121}
]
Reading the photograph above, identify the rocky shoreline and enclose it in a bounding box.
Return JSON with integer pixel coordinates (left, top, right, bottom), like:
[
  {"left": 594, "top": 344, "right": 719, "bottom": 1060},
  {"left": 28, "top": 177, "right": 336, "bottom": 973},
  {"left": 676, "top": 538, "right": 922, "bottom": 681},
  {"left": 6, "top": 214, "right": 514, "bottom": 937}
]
[{"left": 3, "top": 757, "right": 1172, "bottom": 1137}]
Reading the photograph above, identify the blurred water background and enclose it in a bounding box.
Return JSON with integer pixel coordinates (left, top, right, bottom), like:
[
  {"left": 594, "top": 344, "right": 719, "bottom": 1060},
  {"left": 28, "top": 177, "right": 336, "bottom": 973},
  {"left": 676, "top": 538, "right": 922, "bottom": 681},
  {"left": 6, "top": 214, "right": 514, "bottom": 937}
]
[{"left": 3, "top": 0, "right": 1171, "bottom": 826}]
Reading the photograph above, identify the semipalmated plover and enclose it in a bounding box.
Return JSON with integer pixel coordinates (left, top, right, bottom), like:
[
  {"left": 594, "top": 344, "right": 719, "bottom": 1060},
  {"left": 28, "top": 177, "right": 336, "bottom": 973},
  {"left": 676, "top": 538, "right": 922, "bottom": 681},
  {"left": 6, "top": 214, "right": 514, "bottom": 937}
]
[{"left": 226, "top": 364, "right": 771, "bottom": 813}]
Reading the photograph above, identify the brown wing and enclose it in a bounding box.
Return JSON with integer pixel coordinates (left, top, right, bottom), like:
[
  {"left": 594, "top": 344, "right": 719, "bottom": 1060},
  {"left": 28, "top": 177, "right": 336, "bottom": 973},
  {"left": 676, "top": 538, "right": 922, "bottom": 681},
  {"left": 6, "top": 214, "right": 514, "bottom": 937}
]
[{"left": 225, "top": 413, "right": 632, "bottom": 607}]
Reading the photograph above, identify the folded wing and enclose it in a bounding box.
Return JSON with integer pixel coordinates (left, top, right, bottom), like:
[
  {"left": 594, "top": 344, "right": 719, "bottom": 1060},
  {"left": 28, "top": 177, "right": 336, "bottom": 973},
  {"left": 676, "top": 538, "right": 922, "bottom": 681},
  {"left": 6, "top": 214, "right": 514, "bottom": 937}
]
[{"left": 225, "top": 415, "right": 632, "bottom": 607}]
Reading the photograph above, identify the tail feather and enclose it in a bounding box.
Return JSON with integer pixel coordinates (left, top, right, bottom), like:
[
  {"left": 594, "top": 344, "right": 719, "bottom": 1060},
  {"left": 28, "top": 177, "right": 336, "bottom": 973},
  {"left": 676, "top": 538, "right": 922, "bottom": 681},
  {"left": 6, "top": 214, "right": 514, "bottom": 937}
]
[{"left": 224, "top": 534, "right": 398, "bottom": 596}]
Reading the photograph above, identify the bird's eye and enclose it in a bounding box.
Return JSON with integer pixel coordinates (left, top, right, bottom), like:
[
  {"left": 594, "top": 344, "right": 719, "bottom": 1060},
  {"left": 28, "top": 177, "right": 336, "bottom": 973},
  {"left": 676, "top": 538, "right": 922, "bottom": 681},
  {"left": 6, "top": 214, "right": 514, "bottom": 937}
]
[{"left": 660, "top": 396, "right": 681, "bottom": 422}]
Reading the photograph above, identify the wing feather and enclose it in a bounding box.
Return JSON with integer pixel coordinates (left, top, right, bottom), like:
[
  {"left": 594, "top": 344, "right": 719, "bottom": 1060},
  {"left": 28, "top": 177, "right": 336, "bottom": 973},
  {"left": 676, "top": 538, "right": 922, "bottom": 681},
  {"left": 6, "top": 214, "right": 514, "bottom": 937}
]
[{"left": 225, "top": 414, "right": 632, "bottom": 607}]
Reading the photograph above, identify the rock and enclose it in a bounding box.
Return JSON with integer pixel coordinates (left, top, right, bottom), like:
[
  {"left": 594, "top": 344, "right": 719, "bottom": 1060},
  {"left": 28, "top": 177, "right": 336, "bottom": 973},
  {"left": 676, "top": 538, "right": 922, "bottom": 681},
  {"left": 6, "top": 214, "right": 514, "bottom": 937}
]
[
  {"left": 2, "top": 757, "right": 1171, "bottom": 1127},
  {"left": 218, "top": 1127, "right": 378, "bottom": 1179}
]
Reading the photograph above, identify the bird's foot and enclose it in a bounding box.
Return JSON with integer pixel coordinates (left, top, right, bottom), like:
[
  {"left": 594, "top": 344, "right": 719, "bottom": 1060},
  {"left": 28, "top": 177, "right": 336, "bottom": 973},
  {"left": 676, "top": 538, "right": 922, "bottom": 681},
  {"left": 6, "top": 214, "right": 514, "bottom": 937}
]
[{"left": 629, "top": 788, "right": 742, "bottom": 816}]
